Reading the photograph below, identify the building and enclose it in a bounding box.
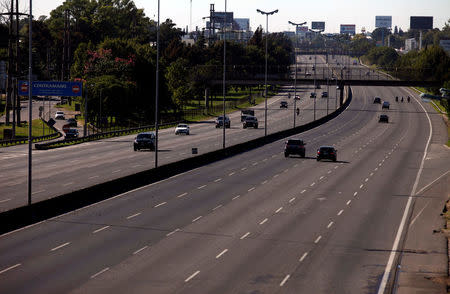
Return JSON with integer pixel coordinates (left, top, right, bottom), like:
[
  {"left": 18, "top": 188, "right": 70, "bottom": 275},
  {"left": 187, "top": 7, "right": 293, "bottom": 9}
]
[
  {"left": 405, "top": 38, "right": 417, "bottom": 51},
  {"left": 234, "top": 18, "right": 250, "bottom": 31}
]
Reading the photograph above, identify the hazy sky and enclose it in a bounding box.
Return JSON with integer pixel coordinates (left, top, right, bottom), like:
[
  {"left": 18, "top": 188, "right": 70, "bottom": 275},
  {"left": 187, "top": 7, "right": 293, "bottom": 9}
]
[{"left": 31, "top": 0, "right": 449, "bottom": 34}]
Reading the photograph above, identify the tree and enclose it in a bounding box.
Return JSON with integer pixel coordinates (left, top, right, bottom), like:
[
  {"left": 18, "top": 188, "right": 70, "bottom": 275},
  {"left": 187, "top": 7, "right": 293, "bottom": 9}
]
[{"left": 165, "top": 58, "right": 192, "bottom": 108}]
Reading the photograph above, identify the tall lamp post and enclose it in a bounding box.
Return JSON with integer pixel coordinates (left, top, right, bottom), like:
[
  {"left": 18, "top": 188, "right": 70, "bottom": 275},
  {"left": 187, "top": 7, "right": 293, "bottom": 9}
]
[
  {"left": 154, "top": 0, "right": 160, "bottom": 168},
  {"left": 257, "top": 8, "right": 278, "bottom": 137},
  {"left": 27, "top": 0, "right": 32, "bottom": 205},
  {"left": 222, "top": 0, "right": 227, "bottom": 149},
  {"left": 288, "top": 21, "right": 306, "bottom": 128}
]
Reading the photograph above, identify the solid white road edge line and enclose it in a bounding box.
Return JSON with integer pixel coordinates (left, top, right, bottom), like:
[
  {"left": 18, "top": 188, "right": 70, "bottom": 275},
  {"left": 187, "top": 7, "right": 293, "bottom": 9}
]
[{"left": 376, "top": 90, "right": 433, "bottom": 294}]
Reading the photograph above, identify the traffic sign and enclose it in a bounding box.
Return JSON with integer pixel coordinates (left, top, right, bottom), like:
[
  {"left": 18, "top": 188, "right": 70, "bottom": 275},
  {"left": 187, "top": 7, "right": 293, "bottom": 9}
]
[
  {"left": 18, "top": 81, "right": 83, "bottom": 97},
  {"left": 62, "top": 124, "right": 71, "bottom": 133}
]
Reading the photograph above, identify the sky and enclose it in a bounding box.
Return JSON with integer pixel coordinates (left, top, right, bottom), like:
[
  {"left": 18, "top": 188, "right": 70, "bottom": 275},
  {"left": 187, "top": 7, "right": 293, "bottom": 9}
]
[{"left": 30, "top": 0, "right": 450, "bottom": 34}]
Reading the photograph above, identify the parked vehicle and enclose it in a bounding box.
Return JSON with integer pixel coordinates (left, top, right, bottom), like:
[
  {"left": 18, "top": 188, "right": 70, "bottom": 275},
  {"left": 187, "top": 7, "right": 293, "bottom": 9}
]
[
  {"left": 134, "top": 132, "right": 155, "bottom": 151},
  {"left": 284, "top": 139, "right": 306, "bottom": 158}
]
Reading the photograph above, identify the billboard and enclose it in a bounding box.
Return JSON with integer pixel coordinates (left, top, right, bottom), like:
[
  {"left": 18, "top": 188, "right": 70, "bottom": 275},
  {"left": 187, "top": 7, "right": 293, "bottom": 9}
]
[
  {"left": 311, "top": 21, "right": 325, "bottom": 31},
  {"left": 410, "top": 16, "right": 433, "bottom": 30},
  {"left": 234, "top": 18, "right": 249, "bottom": 31},
  {"left": 340, "top": 24, "right": 356, "bottom": 35},
  {"left": 296, "top": 26, "right": 308, "bottom": 37},
  {"left": 375, "top": 16, "right": 392, "bottom": 28},
  {"left": 18, "top": 81, "right": 83, "bottom": 97},
  {"left": 213, "top": 12, "right": 233, "bottom": 24}
]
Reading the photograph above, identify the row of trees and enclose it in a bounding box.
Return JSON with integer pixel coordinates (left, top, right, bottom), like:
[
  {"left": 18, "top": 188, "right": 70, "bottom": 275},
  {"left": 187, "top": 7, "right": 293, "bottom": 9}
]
[{"left": 0, "top": 0, "right": 293, "bottom": 125}]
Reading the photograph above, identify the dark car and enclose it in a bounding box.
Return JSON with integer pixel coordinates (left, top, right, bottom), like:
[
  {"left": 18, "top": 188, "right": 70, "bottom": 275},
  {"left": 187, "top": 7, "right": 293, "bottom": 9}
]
[
  {"left": 243, "top": 116, "right": 258, "bottom": 129},
  {"left": 66, "top": 118, "right": 77, "bottom": 127},
  {"left": 64, "top": 128, "right": 79, "bottom": 139},
  {"left": 316, "top": 84, "right": 321, "bottom": 89},
  {"left": 284, "top": 139, "right": 306, "bottom": 158},
  {"left": 373, "top": 97, "right": 381, "bottom": 104},
  {"left": 310, "top": 92, "right": 317, "bottom": 98},
  {"left": 241, "top": 109, "right": 255, "bottom": 122},
  {"left": 317, "top": 146, "right": 337, "bottom": 162},
  {"left": 215, "top": 116, "right": 230, "bottom": 128},
  {"left": 321, "top": 91, "right": 328, "bottom": 98},
  {"left": 134, "top": 132, "right": 155, "bottom": 151},
  {"left": 382, "top": 101, "right": 390, "bottom": 109},
  {"left": 280, "top": 101, "right": 288, "bottom": 108},
  {"left": 379, "top": 114, "right": 389, "bottom": 123}
]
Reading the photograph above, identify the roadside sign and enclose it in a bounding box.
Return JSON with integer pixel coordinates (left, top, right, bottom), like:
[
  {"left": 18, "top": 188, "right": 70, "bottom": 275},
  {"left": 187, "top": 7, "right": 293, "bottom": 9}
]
[
  {"left": 62, "top": 124, "right": 71, "bottom": 133},
  {"left": 18, "top": 81, "right": 83, "bottom": 97}
]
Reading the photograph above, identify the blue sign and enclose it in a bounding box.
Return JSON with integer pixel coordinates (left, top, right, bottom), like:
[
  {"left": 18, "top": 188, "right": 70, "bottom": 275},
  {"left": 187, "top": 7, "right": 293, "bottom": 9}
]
[{"left": 18, "top": 81, "right": 83, "bottom": 97}]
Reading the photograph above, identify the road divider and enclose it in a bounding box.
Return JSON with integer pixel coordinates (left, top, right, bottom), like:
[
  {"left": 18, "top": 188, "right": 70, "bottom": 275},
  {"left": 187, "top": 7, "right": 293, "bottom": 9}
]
[{"left": 0, "top": 87, "right": 352, "bottom": 234}]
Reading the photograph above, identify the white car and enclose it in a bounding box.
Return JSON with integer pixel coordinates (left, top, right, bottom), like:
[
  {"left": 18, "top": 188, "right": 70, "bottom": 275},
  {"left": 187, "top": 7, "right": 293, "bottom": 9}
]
[
  {"left": 55, "top": 111, "right": 65, "bottom": 120},
  {"left": 175, "top": 123, "right": 190, "bottom": 135}
]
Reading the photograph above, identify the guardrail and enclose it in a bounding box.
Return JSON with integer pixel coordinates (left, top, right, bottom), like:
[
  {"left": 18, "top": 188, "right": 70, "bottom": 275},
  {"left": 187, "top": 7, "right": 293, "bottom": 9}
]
[
  {"left": 34, "top": 121, "right": 182, "bottom": 150},
  {"left": 0, "top": 118, "right": 61, "bottom": 147}
]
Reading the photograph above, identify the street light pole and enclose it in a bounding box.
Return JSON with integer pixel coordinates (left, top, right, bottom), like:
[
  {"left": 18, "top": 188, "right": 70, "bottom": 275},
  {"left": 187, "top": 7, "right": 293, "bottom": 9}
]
[
  {"left": 27, "top": 0, "right": 32, "bottom": 205},
  {"left": 154, "top": 0, "right": 160, "bottom": 169},
  {"left": 288, "top": 21, "right": 306, "bottom": 128},
  {"left": 313, "top": 55, "right": 317, "bottom": 121},
  {"left": 222, "top": 0, "right": 227, "bottom": 149},
  {"left": 257, "top": 8, "right": 278, "bottom": 137}
]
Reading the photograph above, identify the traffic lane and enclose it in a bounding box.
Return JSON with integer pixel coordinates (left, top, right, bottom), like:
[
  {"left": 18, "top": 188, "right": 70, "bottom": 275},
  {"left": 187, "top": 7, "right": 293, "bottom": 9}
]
[
  {"left": 395, "top": 173, "right": 449, "bottom": 294},
  {"left": 0, "top": 87, "right": 330, "bottom": 209},
  {"left": 281, "top": 88, "right": 430, "bottom": 293},
  {"left": 68, "top": 88, "right": 409, "bottom": 294},
  {"left": 0, "top": 92, "right": 368, "bottom": 292},
  {"left": 176, "top": 87, "right": 414, "bottom": 293}
]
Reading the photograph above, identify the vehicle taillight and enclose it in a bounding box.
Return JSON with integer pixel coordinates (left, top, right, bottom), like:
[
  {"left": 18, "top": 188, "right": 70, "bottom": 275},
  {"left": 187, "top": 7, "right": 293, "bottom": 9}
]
[{"left": 317, "top": 150, "right": 320, "bottom": 154}]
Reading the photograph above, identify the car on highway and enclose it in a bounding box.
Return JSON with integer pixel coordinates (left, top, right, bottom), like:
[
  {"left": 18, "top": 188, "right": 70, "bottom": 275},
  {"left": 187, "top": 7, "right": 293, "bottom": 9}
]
[
  {"left": 310, "top": 92, "right": 317, "bottom": 98},
  {"left": 66, "top": 118, "right": 77, "bottom": 127},
  {"left": 379, "top": 114, "right": 389, "bottom": 123},
  {"left": 382, "top": 101, "right": 390, "bottom": 109},
  {"left": 240, "top": 109, "right": 255, "bottom": 122},
  {"left": 134, "top": 132, "right": 155, "bottom": 151},
  {"left": 175, "top": 123, "right": 190, "bottom": 135},
  {"left": 280, "top": 101, "right": 288, "bottom": 108},
  {"left": 55, "top": 111, "right": 65, "bottom": 120},
  {"left": 284, "top": 139, "right": 306, "bottom": 158},
  {"left": 64, "top": 128, "right": 79, "bottom": 139},
  {"left": 373, "top": 97, "right": 381, "bottom": 104},
  {"left": 316, "top": 84, "right": 321, "bottom": 89},
  {"left": 243, "top": 116, "right": 258, "bottom": 129},
  {"left": 317, "top": 146, "right": 337, "bottom": 162},
  {"left": 305, "top": 72, "right": 312, "bottom": 77},
  {"left": 215, "top": 116, "right": 230, "bottom": 128},
  {"left": 321, "top": 91, "right": 328, "bottom": 98},
  {"left": 312, "top": 65, "right": 315, "bottom": 71}
]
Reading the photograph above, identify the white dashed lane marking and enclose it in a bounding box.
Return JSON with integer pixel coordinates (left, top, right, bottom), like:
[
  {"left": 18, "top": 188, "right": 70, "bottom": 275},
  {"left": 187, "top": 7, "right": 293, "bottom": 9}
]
[
  {"left": 166, "top": 228, "right": 180, "bottom": 237},
  {"left": 93, "top": 226, "right": 110, "bottom": 234},
  {"left": 299, "top": 252, "right": 308, "bottom": 262},
  {"left": 314, "top": 236, "right": 322, "bottom": 244},
  {"left": 275, "top": 207, "right": 283, "bottom": 213},
  {"left": 213, "top": 205, "right": 222, "bottom": 211},
  {"left": 91, "top": 267, "right": 110, "bottom": 279},
  {"left": 337, "top": 210, "right": 344, "bottom": 216},
  {"left": 154, "top": 202, "right": 167, "bottom": 208},
  {"left": 185, "top": 271, "right": 200, "bottom": 283},
  {"left": 133, "top": 246, "right": 148, "bottom": 255},
  {"left": 216, "top": 249, "right": 228, "bottom": 259},
  {"left": 51, "top": 242, "right": 70, "bottom": 252},
  {"left": 280, "top": 274, "right": 291, "bottom": 287},
  {"left": 240, "top": 232, "right": 251, "bottom": 240},
  {"left": 259, "top": 218, "right": 268, "bottom": 225},
  {"left": 177, "top": 192, "right": 188, "bottom": 198},
  {"left": 327, "top": 221, "right": 334, "bottom": 228},
  {"left": 232, "top": 195, "right": 240, "bottom": 200},
  {"left": 127, "top": 212, "right": 141, "bottom": 219},
  {"left": 192, "top": 216, "right": 202, "bottom": 222},
  {"left": 197, "top": 185, "right": 207, "bottom": 190},
  {"left": 0, "top": 264, "right": 21, "bottom": 275}
]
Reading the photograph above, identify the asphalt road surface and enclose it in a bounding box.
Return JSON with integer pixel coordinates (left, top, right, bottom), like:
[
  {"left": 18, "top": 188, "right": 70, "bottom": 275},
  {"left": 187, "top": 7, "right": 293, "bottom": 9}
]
[
  {"left": 1, "top": 82, "right": 448, "bottom": 293},
  {"left": 0, "top": 58, "right": 339, "bottom": 212}
]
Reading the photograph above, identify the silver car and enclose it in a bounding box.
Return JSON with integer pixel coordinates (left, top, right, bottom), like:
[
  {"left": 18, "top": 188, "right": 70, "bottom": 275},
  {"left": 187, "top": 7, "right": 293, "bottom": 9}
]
[{"left": 175, "top": 124, "right": 190, "bottom": 135}]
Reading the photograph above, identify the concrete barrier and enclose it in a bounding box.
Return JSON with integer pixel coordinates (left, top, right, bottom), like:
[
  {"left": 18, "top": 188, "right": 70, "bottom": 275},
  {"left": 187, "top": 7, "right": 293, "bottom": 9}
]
[{"left": 0, "top": 88, "right": 352, "bottom": 234}]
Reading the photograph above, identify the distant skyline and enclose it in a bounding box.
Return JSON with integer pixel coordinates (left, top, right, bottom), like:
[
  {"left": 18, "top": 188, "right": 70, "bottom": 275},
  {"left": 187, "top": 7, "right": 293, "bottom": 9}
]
[{"left": 31, "top": 0, "right": 449, "bottom": 34}]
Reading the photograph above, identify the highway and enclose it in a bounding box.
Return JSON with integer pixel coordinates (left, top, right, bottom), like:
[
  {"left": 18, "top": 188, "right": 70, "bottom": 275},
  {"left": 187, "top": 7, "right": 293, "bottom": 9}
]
[
  {"left": 0, "top": 54, "right": 338, "bottom": 212},
  {"left": 1, "top": 76, "right": 448, "bottom": 293}
]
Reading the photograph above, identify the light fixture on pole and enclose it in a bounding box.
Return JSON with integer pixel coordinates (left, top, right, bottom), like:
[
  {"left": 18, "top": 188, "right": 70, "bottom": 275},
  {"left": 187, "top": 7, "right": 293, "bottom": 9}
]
[
  {"left": 257, "top": 8, "right": 278, "bottom": 136},
  {"left": 288, "top": 21, "right": 306, "bottom": 128}
]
